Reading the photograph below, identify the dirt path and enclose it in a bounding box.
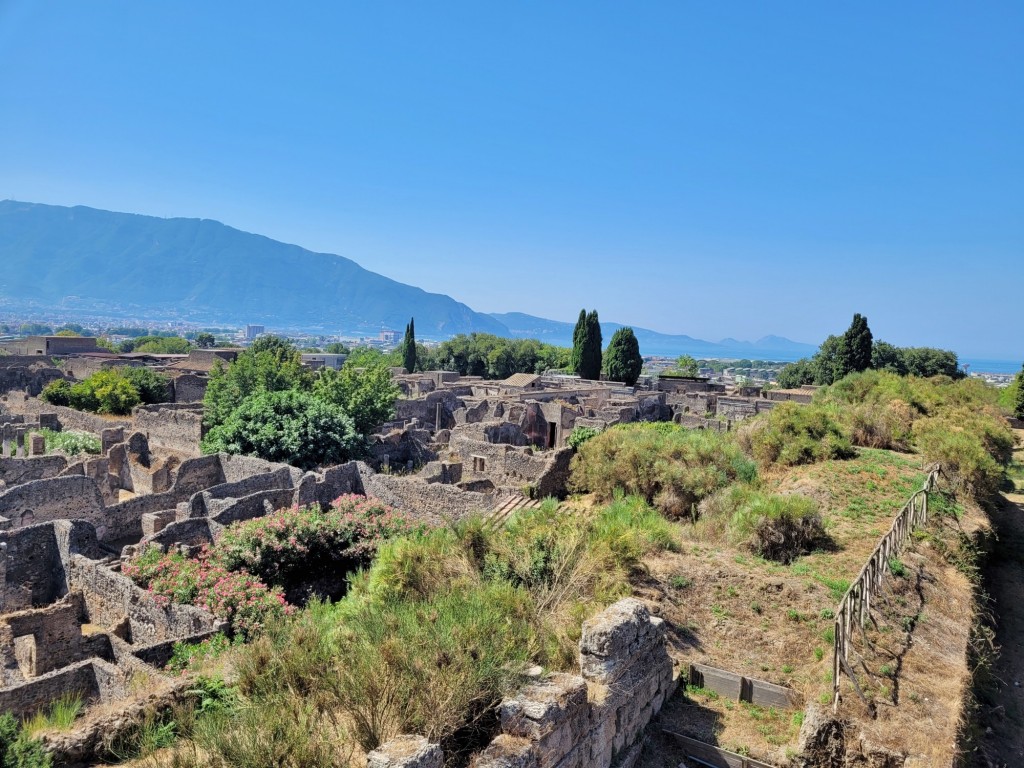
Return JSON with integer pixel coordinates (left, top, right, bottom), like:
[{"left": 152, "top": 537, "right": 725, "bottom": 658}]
[{"left": 977, "top": 452, "right": 1024, "bottom": 765}]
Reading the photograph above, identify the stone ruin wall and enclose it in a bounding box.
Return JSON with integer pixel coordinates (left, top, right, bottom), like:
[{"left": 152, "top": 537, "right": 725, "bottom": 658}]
[
  {"left": 132, "top": 403, "right": 205, "bottom": 457},
  {"left": 0, "top": 357, "right": 66, "bottom": 398},
  {"left": 369, "top": 598, "right": 675, "bottom": 768}
]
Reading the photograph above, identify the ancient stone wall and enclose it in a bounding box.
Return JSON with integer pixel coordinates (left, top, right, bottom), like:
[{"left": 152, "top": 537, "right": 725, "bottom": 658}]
[
  {"left": 716, "top": 396, "right": 777, "bottom": 421},
  {"left": 357, "top": 465, "right": 491, "bottom": 525},
  {"left": 132, "top": 403, "right": 205, "bottom": 457},
  {"left": 0, "top": 455, "right": 68, "bottom": 487},
  {"left": 4, "top": 393, "right": 131, "bottom": 434},
  {"left": 0, "top": 358, "right": 65, "bottom": 397},
  {"left": 66, "top": 555, "right": 216, "bottom": 645},
  {"left": 207, "top": 488, "right": 296, "bottom": 527},
  {"left": 0, "top": 592, "right": 110, "bottom": 681},
  {"left": 0, "top": 521, "right": 100, "bottom": 613},
  {"left": 169, "top": 373, "right": 208, "bottom": 403},
  {"left": 0, "top": 475, "right": 105, "bottom": 531},
  {"left": 0, "top": 659, "right": 103, "bottom": 719}
]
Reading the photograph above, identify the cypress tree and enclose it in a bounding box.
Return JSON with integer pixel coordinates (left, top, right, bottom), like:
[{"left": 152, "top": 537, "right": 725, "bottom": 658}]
[
  {"left": 843, "top": 313, "right": 873, "bottom": 373},
  {"left": 570, "top": 309, "right": 587, "bottom": 376},
  {"left": 580, "top": 310, "right": 603, "bottom": 380},
  {"left": 401, "top": 317, "right": 417, "bottom": 373},
  {"left": 1014, "top": 363, "right": 1024, "bottom": 420},
  {"left": 604, "top": 327, "right": 642, "bottom": 386}
]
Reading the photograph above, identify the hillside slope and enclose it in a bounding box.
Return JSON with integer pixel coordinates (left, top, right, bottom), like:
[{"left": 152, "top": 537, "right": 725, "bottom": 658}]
[{"left": 0, "top": 201, "right": 508, "bottom": 336}]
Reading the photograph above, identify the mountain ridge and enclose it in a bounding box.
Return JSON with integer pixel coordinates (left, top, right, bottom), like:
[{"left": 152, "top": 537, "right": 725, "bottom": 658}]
[{"left": 0, "top": 200, "right": 817, "bottom": 359}]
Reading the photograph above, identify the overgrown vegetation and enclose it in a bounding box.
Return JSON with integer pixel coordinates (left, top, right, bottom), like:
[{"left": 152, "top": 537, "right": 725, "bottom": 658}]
[
  {"left": 777, "top": 313, "right": 965, "bottom": 388},
  {"left": 742, "top": 402, "right": 855, "bottom": 469},
  {"left": 424, "top": 333, "right": 572, "bottom": 379},
  {"left": 817, "top": 370, "right": 1014, "bottom": 501},
  {"left": 0, "top": 712, "right": 51, "bottom": 768},
  {"left": 150, "top": 497, "right": 676, "bottom": 763},
  {"left": 125, "top": 497, "right": 417, "bottom": 635},
  {"left": 40, "top": 366, "right": 171, "bottom": 415},
  {"left": 29, "top": 428, "right": 100, "bottom": 455},
  {"left": 201, "top": 335, "right": 399, "bottom": 467},
  {"left": 569, "top": 422, "right": 757, "bottom": 518}
]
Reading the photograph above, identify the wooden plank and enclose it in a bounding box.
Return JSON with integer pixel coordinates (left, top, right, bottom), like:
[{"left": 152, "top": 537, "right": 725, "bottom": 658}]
[
  {"left": 663, "top": 730, "right": 777, "bottom": 768},
  {"left": 689, "top": 663, "right": 743, "bottom": 701},
  {"left": 747, "top": 678, "right": 802, "bottom": 709}
]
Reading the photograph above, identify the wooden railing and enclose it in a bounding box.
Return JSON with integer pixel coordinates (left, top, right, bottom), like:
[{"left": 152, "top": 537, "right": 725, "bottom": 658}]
[{"left": 832, "top": 466, "right": 941, "bottom": 711}]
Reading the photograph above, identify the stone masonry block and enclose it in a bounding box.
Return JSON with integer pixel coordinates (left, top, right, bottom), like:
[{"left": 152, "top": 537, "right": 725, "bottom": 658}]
[
  {"left": 499, "top": 673, "right": 588, "bottom": 741},
  {"left": 470, "top": 735, "right": 538, "bottom": 768},
  {"left": 578, "top": 598, "right": 657, "bottom": 684},
  {"left": 365, "top": 735, "right": 443, "bottom": 768}
]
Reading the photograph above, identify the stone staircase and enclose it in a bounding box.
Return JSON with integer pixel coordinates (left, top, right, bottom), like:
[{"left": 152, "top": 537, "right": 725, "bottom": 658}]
[{"left": 482, "top": 493, "right": 545, "bottom": 529}]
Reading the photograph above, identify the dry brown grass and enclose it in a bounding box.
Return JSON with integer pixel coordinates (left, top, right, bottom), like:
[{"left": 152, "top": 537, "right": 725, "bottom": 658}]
[{"left": 635, "top": 447, "right": 981, "bottom": 765}]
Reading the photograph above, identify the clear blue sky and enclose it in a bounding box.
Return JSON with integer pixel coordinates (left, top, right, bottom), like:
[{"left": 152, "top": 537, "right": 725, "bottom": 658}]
[{"left": 1, "top": 2, "right": 1021, "bottom": 358}]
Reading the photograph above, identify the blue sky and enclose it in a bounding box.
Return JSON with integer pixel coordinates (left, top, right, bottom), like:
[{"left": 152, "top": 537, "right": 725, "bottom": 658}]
[{"left": 1, "top": 2, "right": 1021, "bottom": 358}]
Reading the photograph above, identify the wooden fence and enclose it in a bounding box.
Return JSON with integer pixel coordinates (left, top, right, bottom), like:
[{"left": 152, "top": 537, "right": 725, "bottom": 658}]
[{"left": 832, "top": 466, "right": 941, "bottom": 711}]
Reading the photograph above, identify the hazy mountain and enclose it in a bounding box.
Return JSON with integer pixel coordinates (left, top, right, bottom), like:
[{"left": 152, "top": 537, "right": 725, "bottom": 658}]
[
  {"left": 0, "top": 200, "right": 817, "bottom": 359},
  {"left": 0, "top": 201, "right": 508, "bottom": 336},
  {"left": 489, "top": 313, "right": 817, "bottom": 360}
]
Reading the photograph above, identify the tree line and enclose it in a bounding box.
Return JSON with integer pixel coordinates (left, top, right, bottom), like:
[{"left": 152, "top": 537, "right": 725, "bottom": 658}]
[
  {"left": 776, "top": 314, "right": 967, "bottom": 388},
  {"left": 392, "top": 310, "right": 645, "bottom": 386}
]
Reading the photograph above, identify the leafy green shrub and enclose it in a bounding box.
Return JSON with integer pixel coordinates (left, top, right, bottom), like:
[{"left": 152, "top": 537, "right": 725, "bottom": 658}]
[
  {"left": 747, "top": 402, "right": 854, "bottom": 468},
  {"left": 39, "top": 379, "right": 72, "bottom": 407},
  {"left": 0, "top": 712, "right": 52, "bottom": 768},
  {"left": 40, "top": 367, "right": 162, "bottom": 415},
  {"left": 167, "top": 634, "right": 232, "bottom": 674},
  {"left": 120, "top": 366, "right": 171, "bottom": 404},
  {"left": 566, "top": 425, "right": 600, "bottom": 450},
  {"left": 700, "top": 486, "right": 826, "bottom": 563},
  {"left": 311, "top": 359, "right": 400, "bottom": 436},
  {"left": 201, "top": 389, "right": 360, "bottom": 470},
  {"left": 570, "top": 423, "right": 757, "bottom": 517}
]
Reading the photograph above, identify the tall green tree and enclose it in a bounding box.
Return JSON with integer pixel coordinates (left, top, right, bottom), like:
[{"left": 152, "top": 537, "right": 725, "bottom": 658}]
[
  {"left": 201, "top": 389, "right": 359, "bottom": 470},
  {"left": 871, "top": 341, "right": 907, "bottom": 375},
  {"left": 570, "top": 309, "right": 587, "bottom": 376},
  {"left": 814, "top": 334, "right": 851, "bottom": 385},
  {"left": 843, "top": 313, "right": 873, "bottom": 373},
  {"left": 675, "top": 354, "right": 699, "bottom": 377},
  {"left": 195, "top": 332, "right": 216, "bottom": 348},
  {"left": 203, "top": 339, "right": 311, "bottom": 430},
  {"left": 313, "top": 359, "right": 401, "bottom": 435},
  {"left": 576, "top": 310, "right": 603, "bottom": 380},
  {"left": 1014, "top": 363, "right": 1024, "bottom": 420},
  {"left": 604, "top": 327, "right": 643, "bottom": 385},
  {"left": 401, "top": 317, "right": 417, "bottom": 373}
]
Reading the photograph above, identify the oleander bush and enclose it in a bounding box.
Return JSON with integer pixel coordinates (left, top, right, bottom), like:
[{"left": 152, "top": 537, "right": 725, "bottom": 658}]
[
  {"left": 213, "top": 496, "right": 420, "bottom": 601},
  {"left": 124, "top": 547, "right": 291, "bottom": 639}
]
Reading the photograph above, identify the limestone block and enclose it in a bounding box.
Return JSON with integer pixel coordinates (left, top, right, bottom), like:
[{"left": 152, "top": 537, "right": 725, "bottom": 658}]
[
  {"left": 578, "top": 598, "right": 657, "bottom": 684},
  {"left": 499, "top": 673, "right": 588, "bottom": 741},
  {"left": 366, "top": 735, "right": 443, "bottom": 768},
  {"left": 29, "top": 435, "right": 45, "bottom": 456},
  {"left": 470, "top": 735, "right": 538, "bottom": 768}
]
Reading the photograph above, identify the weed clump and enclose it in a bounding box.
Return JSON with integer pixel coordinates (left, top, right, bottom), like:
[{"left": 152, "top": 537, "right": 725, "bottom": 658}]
[
  {"left": 570, "top": 422, "right": 756, "bottom": 517},
  {"left": 745, "top": 402, "right": 854, "bottom": 469}
]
